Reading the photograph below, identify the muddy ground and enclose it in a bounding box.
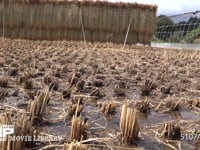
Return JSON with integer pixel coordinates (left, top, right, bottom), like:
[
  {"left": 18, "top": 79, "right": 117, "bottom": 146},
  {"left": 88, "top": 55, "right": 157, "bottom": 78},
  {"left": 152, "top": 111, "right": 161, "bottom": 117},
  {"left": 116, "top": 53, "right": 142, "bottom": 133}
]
[{"left": 0, "top": 38, "right": 200, "bottom": 150}]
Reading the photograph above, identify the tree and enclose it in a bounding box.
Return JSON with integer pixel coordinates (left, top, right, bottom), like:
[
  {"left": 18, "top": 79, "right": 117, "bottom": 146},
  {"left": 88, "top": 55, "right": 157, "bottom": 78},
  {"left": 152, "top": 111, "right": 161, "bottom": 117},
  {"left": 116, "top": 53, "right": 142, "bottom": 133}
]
[
  {"left": 157, "top": 15, "right": 174, "bottom": 27},
  {"left": 156, "top": 15, "right": 174, "bottom": 40}
]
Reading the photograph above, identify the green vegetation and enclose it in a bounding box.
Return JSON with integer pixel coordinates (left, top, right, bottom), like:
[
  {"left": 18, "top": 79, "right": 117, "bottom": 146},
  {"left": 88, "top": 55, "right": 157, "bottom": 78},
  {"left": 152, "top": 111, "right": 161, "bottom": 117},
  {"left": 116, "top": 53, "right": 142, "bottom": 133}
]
[
  {"left": 184, "top": 27, "right": 200, "bottom": 43},
  {"left": 155, "top": 16, "right": 200, "bottom": 43},
  {"left": 156, "top": 15, "right": 174, "bottom": 41},
  {"left": 157, "top": 15, "right": 174, "bottom": 26}
]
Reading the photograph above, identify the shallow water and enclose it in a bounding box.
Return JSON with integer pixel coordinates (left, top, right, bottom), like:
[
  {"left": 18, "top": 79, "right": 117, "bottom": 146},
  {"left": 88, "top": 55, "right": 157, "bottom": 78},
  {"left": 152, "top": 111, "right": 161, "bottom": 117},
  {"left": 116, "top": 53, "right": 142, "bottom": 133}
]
[{"left": 151, "top": 43, "right": 200, "bottom": 50}]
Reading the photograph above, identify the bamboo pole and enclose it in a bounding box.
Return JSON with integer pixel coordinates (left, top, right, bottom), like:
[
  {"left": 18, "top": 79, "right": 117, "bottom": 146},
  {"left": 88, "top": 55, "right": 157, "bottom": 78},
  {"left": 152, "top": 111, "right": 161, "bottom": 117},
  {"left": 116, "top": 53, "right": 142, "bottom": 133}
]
[
  {"left": 2, "top": 0, "right": 5, "bottom": 42},
  {"left": 123, "top": 19, "right": 132, "bottom": 49},
  {"left": 79, "top": 9, "right": 86, "bottom": 46}
]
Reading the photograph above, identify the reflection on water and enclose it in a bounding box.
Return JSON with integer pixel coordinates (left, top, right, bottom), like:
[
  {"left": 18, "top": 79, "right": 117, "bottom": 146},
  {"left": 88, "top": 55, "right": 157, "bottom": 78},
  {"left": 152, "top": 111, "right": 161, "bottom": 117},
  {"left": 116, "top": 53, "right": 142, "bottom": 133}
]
[{"left": 151, "top": 43, "right": 200, "bottom": 50}]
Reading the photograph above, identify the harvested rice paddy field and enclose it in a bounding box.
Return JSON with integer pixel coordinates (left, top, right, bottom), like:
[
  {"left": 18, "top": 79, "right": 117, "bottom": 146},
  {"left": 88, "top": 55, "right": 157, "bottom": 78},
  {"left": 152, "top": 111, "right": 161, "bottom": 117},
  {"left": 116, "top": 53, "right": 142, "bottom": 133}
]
[{"left": 0, "top": 38, "right": 200, "bottom": 149}]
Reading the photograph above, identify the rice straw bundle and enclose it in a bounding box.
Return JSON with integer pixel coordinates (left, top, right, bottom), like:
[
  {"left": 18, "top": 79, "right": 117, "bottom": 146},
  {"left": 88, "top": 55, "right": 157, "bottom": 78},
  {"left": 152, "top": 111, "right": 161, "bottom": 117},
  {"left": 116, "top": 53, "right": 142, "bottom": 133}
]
[
  {"left": 63, "top": 140, "right": 87, "bottom": 150},
  {"left": 29, "top": 88, "right": 49, "bottom": 125},
  {"left": 120, "top": 103, "right": 140, "bottom": 145},
  {"left": 0, "top": 0, "right": 157, "bottom": 44},
  {"left": 71, "top": 116, "right": 89, "bottom": 141}
]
